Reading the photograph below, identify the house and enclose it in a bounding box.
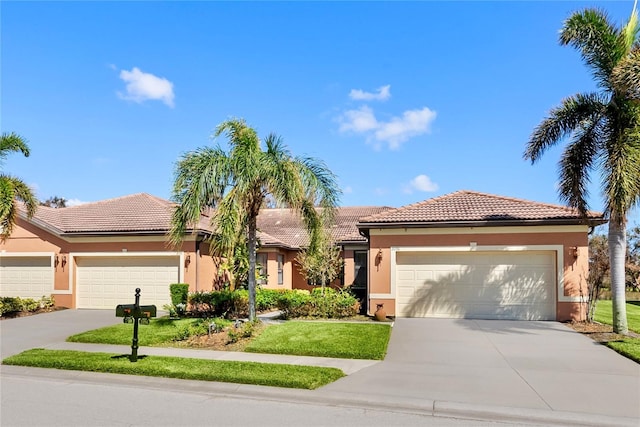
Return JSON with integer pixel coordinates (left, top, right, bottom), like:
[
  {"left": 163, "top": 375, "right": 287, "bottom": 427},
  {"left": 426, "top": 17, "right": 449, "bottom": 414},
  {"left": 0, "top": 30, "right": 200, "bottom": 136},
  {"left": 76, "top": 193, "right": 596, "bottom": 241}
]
[
  {"left": 358, "top": 191, "right": 605, "bottom": 321},
  {"left": 0, "top": 190, "right": 604, "bottom": 321}
]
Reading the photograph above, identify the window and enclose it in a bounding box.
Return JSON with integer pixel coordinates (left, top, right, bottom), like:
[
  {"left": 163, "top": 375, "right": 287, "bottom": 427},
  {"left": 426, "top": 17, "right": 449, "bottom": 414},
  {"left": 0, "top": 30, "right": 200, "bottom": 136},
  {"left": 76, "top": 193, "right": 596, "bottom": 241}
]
[
  {"left": 277, "top": 254, "right": 284, "bottom": 285},
  {"left": 256, "top": 253, "right": 268, "bottom": 285},
  {"left": 353, "top": 251, "right": 368, "bottom": 288}
]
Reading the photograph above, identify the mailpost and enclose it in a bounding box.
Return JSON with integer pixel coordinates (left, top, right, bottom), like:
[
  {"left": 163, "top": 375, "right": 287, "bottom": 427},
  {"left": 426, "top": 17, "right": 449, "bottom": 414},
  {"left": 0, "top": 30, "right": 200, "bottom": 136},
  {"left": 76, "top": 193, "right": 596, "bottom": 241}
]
[{"left": 114, "top": 288, "right": 156, "bottom": 362}]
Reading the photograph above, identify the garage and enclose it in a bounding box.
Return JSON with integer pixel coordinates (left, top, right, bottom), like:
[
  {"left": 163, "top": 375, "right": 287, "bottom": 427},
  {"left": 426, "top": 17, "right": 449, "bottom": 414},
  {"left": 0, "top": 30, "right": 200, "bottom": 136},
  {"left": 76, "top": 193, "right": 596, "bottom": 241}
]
[
  {"left": 76, "top": 256, "right": 180, "bottom": 309},
  {"left": 0, "top": 255, "right": 54, "bottom": 298},
  {"left": 395, "top": 251, "right": 556, "bottom": 320}
]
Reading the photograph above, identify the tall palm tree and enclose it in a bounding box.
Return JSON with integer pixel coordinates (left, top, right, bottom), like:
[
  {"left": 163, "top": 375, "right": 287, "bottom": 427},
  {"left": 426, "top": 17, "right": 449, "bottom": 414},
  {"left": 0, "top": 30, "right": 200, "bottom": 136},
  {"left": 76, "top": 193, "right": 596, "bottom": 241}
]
[
  {"left": 525, "top": 4, "right": 640, "bottom": 334},
  {"left": 0, "top": 132, "right": 37, "bottom": 241},
  {"left": 170, "top": 119, "right": 340, "bottom": 321}
]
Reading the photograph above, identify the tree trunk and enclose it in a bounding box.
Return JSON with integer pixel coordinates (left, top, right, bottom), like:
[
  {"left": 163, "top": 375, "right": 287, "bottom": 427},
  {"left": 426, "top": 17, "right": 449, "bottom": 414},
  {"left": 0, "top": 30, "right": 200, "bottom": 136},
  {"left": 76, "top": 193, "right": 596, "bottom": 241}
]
[
  {"left": 247, "top": 215, "right": 257, "bottom": 322},
  {"left": 608, "top": 219, "right": 628, "bottom": 334}
]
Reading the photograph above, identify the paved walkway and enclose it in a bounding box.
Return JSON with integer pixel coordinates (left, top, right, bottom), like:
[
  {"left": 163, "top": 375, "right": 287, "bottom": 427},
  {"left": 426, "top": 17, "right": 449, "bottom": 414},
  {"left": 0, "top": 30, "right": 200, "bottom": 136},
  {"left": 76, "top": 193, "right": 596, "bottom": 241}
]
[{"left": 2, "top": 311, "right": 639, "bottom": 426}]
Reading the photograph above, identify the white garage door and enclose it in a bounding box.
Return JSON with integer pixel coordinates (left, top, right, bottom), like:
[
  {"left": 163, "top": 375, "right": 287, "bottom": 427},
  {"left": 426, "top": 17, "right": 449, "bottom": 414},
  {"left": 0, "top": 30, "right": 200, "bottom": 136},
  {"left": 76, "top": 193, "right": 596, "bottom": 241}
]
[
  {"left": 396, "top": 251, "right": 555, "bottom": 320},
  {"left": 0, "top": 256, "right": 54, "bottom": 298},
  {"left": 76, "top": 256, "right": 179, "bottom": 309}
]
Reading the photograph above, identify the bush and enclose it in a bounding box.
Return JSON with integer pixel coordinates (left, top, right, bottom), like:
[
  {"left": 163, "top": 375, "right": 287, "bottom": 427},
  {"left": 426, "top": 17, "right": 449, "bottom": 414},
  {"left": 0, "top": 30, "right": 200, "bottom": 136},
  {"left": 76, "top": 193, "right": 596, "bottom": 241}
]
[
  {"left": 188, "top": 290, "right": 248, "bottom": 318},
  {"left": 0, "top": 295, "right": 56, "bottom": 317},
  {"left": 277, "top": 288, "right": 359, "bottom": 319},
  {"left": 172, "top": 318, "right": 212, "bottom": 341},
  {"left": 170, "top": 283, "right": 189, "bottom": 306},
  {"left": 255, "top": 289, "right": 284, "bottom": 312}
]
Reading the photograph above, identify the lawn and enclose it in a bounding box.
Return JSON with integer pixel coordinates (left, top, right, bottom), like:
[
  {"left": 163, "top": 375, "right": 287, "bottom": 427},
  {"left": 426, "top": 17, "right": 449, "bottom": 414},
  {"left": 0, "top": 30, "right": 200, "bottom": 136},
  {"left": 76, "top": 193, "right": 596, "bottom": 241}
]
[
  {"left": 68, "top": 319, "right": 392, "bottom": 360},
  {"left": 2, "top": 349, "right": 343, "bottom": 390},
  {"left": 67, "top": 318, "right": 204, "bottom": 346},
  {"left": 594, "top": 300, "right": 640, "bottom": 333},
  {"left": 245, "top": 321, "right": 391, "bottom": 360},
  {"left": 594, "top": 301, "right": 640, "bottom": 363}
]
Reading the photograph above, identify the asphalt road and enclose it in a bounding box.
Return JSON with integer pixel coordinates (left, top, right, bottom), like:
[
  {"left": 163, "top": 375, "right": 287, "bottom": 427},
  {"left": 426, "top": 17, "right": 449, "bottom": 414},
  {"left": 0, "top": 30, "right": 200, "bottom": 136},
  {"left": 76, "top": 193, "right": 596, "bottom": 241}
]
[{"left": 0, "top": 371, "right": 527, "bottom": 427}]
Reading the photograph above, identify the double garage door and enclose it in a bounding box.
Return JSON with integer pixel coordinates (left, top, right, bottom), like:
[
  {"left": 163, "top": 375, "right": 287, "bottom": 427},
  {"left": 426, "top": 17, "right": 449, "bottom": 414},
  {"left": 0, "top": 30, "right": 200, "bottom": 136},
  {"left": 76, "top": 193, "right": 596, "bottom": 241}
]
[
  {"left": 395, "top": 251, "right": 556, "bottom": 320},
  {"left": 0, "top": 256, "right": 53, "bottom": 298},
  {"left": 76, "top": 256, "right": 179, "bottom": 309}
]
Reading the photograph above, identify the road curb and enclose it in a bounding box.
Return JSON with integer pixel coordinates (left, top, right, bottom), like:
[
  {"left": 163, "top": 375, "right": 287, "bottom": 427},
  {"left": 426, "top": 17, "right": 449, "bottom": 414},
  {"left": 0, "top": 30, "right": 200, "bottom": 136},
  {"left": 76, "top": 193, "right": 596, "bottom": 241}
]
[{"left": 2, "top": 365, "right": 637, "bottom": 427}]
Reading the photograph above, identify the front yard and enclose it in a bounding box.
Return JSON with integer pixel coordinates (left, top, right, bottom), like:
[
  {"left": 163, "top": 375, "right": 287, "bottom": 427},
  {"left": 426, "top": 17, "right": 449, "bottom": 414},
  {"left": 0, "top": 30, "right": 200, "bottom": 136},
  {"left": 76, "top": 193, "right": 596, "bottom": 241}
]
[
  {"left": 2, "top": 317, "right": 391, "bottom": 389},
  {"left": 571, "top": 300, "right": 640, "bottom": 363}
]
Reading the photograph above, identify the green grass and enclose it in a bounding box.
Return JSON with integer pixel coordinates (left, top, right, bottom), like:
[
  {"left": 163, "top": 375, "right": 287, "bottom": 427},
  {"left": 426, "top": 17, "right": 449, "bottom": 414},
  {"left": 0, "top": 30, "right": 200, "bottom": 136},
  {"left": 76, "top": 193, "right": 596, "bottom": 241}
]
[
  {"left": 2, "top": 349, "right": 343, "bottom": 390},
  {"left": 67, "top": 318, "right": 198, "bottom": 346},
  {"left": 605, "top": 339, "right": 640, "bottom": 364},
  {"left": 594, "top": 301, "right": 640, "bottom": 333},
  {"left": 245, "top": 321, "right": 391, "bottom": 360},
  {"left": 594, "top": 301, "right": 640, "bottom": 363}
]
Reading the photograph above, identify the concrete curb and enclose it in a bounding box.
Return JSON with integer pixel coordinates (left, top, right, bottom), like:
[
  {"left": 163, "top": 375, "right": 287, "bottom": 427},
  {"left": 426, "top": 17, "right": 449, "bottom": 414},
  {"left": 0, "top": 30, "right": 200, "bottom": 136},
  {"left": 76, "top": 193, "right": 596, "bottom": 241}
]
[{"left": 2, "top": 365, "right": 637, "bottom": 427}]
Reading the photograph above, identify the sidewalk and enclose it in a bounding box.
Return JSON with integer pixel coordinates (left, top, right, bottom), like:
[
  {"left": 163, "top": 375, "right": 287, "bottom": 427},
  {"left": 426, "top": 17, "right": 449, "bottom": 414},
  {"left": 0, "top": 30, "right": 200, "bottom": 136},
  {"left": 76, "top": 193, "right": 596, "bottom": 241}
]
[{"left": 44, "top": 342, "right": 379, "bottom": 375}]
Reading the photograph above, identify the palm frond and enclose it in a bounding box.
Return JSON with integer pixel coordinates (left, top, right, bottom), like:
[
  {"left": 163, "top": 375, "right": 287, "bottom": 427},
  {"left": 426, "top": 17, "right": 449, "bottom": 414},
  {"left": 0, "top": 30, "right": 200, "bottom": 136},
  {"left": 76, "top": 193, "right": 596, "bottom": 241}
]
[
  {"left": 611, "top": 46, "right": 640, "bottom": 99},
  {"left": 557, "top": 119, "right": 602, "bottom": 215},
  {"left": 560, "top": 8, "right": 625, "bottom": 90},
  {"left": 525, "top": 92, "right": 606, "bottom": 163},
  {"left": 602, "top": 121, "right": 640, "bottom": 224},
  {"left": 0, "top": 132, "right": 30, "bottom": 160},
  {"left": 0, "top": 176, "right": 17, "bottom": 241}
]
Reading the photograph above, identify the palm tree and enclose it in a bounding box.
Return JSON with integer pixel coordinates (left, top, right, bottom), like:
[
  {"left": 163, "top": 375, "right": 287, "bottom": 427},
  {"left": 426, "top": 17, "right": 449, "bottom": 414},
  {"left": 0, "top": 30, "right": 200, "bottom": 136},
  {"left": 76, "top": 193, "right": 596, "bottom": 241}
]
[
  {"left": 0, "top": 132, "right": 37, "bottom": 241},
  {"left": 525, "top": 4, "right": 640, "bottom": 334},
  {"left": 170, "top": 118, "right": 340, "bottom": 321}
]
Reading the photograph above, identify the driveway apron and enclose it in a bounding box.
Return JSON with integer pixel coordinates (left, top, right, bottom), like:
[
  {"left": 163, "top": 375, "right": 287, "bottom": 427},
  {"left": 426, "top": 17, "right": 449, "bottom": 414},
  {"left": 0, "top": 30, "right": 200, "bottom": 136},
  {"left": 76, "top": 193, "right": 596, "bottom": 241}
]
[
  {"left": 322, "top": 318, "right": 640, "bottom": 419},
  {"left": 0, "top": 309, "right": 118, "bottom": 359}
]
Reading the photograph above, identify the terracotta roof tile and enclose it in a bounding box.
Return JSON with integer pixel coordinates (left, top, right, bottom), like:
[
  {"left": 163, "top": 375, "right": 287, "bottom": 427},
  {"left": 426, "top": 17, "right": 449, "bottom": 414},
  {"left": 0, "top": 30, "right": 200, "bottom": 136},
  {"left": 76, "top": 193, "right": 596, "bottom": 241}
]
[
  {"left": 359, "top": 190, "right": 604, "bottom": 225},
  {"left": 257, "top": 206, "right": 394, "bottom": 248},
  {"left": 30, "top": 193, "right": 177, "bottom": 234}
]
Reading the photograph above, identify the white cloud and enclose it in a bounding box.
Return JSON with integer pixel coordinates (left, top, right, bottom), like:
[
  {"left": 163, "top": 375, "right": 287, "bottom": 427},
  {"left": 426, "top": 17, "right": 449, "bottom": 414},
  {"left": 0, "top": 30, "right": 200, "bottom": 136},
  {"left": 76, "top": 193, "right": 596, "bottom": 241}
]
[
  {"left": 408, "top": 174, "right": 439, "bottom": 193},
  {"left": 349, "top": 85, "right": 391, "bottom": 101},
  {"left": 117, "top": 67, "right": 175, "bottom": 107},
  {"left": 338, "top": 106, "right": 437, "bottom": 149},
  {"left": 338, "top": 106, "right": 378, "bottom": 133},
  {"left": 66, "top": 198, "right": 89, "bottom": 207}
]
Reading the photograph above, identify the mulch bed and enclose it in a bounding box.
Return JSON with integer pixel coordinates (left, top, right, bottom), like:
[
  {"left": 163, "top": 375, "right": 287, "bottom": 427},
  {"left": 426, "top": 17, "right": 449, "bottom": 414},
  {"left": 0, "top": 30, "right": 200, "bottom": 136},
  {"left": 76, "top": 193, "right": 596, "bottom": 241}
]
[
  {"left": 0, "top": 307, "right": 67, "bottom": 321},
  {"left": 565, "top": 321, "right": 640, "bottom": 342}
]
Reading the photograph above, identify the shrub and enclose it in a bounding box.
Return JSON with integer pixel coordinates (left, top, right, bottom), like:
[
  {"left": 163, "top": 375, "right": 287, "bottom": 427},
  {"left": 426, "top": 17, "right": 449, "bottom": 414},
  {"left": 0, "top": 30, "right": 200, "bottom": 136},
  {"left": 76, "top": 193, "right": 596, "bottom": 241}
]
[
  {"left": 170, "top": 283, "right": 189, "bottom": 306},
  {"left": 277, "top": 288, "right": 359, "bottom": 319},
  {"left": 0, "top": 295, "right": 56, "bottom": 316},
  {"left": 255, "top": 289, "right": 283, "bottom": 312},
  {"left": 277, "top": 289, "right": 312, "bottom": 319},
  {"left": 172, "top": 318, "right": 212, "bottom": 341},
  {"left": 187, "top": 290, "right": 248, "bottom": 318}
]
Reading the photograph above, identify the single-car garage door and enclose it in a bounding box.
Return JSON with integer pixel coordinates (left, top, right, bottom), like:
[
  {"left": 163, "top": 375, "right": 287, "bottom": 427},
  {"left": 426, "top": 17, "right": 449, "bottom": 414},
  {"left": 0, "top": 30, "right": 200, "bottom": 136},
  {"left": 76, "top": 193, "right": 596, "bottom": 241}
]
[
  {"left": 0, "top": 256, "right": 54, "bottom": 298},
  {"left": 76, "top": 256, "right": 179, "bottom": 309},
  {"left": 396, "top": 251, "right": 555, "bottom": 320}
]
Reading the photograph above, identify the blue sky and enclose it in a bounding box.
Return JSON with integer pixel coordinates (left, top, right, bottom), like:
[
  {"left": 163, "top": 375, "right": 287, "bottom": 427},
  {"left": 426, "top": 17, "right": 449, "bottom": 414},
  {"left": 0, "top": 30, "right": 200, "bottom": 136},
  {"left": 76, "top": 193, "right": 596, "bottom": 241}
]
[{"left": 2, "top": 1, "right": 638, "bottom": 224}]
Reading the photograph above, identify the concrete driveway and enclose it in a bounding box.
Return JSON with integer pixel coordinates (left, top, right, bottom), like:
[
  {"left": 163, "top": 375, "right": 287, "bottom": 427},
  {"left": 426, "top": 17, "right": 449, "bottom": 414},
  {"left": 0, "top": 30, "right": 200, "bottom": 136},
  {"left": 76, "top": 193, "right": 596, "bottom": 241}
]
[
  {"left": 0, "top": 309, "right": 118, "bottom": 359},
  {"left": 323, "top": 318, "right": 640, "bottom": 420}
]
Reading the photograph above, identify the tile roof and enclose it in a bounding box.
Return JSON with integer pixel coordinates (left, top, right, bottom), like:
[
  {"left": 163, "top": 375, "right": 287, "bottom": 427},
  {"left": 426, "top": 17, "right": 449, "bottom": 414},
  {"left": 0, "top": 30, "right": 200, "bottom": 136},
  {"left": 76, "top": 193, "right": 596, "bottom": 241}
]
[
  {"left": 359, "top": 190, "right": 604, "bottom": 226},
  {"left": 21, "top": 193, "right": 393, "bottom": 246},
  {"left": 257, "top": 206, "right": 394, "bottom": 248},
  {"left": 27, "top": 193, "right": 178, "bottom": 234}
]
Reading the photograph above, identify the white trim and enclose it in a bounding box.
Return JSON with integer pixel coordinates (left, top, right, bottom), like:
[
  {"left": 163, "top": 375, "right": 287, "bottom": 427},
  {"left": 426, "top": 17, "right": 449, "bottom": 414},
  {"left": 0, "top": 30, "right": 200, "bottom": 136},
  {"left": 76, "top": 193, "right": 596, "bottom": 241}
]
[
  {"left": 59, "top": 235, "right": 182, "bottom": 244},
  {"left": 70, "top": 251, "right": 184, "bottom": 308},
  {"left": 387, "top": 245, "right": 570, "bottom": 315},
  {"left": 369, "top": 225, "right": 589, "bottom": 236},
  {"left": 0, "top": 252, "right": 57, "bottom": 296}
]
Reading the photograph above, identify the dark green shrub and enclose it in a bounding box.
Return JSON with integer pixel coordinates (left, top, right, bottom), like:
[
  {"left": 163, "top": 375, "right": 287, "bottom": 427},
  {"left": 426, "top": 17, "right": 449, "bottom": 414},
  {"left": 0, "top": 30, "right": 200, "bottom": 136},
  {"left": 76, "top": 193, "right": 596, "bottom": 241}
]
[
  {"left": 277, "top": 288, "right": 359, "bottom": 319},
  {"left": 187, "top": 290, "right": 248, "bottom": 318},
  {"left": 0, "top": 297, "right": 24, "bottom": 316},
  {"left": 170, "top": 283, "right": 189, "bottom": 306},
  {"left": 255, "top": 289, "right": 283, "bottom": 312}
]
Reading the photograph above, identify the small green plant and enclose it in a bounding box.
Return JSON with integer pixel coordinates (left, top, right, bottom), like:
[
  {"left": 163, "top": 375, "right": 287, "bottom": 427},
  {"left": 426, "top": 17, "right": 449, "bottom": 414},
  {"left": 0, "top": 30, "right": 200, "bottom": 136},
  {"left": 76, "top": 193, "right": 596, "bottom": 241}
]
[
  {"left": 0, "top": 295, "right": 56, "bottom": 316},
  {"left": 170, "top": 284, "right": 189, "bottom": 316}
]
